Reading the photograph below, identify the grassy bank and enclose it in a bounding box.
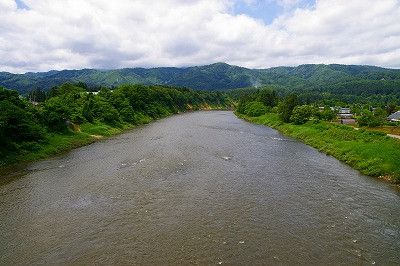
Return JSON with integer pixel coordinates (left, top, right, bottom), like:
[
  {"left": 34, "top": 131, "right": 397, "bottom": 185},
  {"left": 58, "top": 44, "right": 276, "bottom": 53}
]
[
  {"left": 0, "top": 108, "right": 230, "bottom": 169},
  {"left": 237, "top": 112, "right": 400, "bottom": 184},
  {"left": 0, "top": 121, "right": 138, "bottom": 168},
  {"left": 1, "top": 82, "right": 234, "bottom": 169}
]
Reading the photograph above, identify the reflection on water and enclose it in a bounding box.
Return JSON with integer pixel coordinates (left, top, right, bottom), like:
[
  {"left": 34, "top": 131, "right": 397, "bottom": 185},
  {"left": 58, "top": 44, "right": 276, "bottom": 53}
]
[{"left": 0, "top": 111, "right": 399, "bottom": 265}]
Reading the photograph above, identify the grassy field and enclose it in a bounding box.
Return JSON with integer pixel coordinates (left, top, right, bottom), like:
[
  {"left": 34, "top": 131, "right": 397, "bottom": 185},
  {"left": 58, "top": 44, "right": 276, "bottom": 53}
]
[
  {"left": 237, "top": 113, "right": 400, "bottom": 184},
  {"left": 365, "top": 126, "right": 400, "bottom": 136}
]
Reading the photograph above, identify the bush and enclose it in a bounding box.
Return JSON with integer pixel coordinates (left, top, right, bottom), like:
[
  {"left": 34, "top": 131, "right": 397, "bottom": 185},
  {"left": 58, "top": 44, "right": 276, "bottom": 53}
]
[
  {"left": 244, "top": 102, "right": 269, "bottom": 117},
  {"left": 290, "top": 105, "right": 316, "bottom": 125},
  {"left": 315, "top": 108, "right": 337, "bottom": 121},
  {"left": 358, "top": 110, "right": 381, "bottom": 127},
  {"left": 42, "top": 97, "right": 71, "bottom": 132}
]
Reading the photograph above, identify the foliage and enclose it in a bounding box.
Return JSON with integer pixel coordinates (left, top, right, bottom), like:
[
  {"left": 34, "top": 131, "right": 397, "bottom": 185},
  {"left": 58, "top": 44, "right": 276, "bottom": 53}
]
[
  {"left": 244, "top": 102, "right": 269, "bottom": 117},
  {"left": 0, "top": 87, "right": 46, "bottom": 160},
  {"left": 278, "top": 94, "right": 298, "bottom": 123},
  {"left": 2, "top": 63, "right": 400, "bottom": 106},
  {"left": 28, "top": 87, "right": 46, "bottom": 102},
  {"left": 255, "top": 89, "right": 278, "bottom": 107},
  {"left": 42, "top": 97, "right": 72, "bottom": 131},
  {"left": 0, "top": 83, "right": 232, "bottom": 167},
  {"left": 235, "top": 88, "right": 279, "bottom": 115},
  {"left": 235, "top": 87, "right": 400, "bottom": 183},
  {"left": 315, "top": 107, "right": 337, "bottom": 121},
  {"left": 358, "top": 109, "right": 387, "bottom": 128},
  {"left": 245, "top": 113, "right": 400, "bottom": 183},
  {"left": 290, "top": 105, "right": 316, "bottom": 125}
]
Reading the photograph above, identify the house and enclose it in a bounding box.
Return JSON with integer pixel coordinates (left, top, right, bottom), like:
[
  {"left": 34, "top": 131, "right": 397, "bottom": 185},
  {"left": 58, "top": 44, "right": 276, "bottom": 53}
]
[
  {"left": 340, "top": 119, "right": 356, "bottom": 125},
  {"left": 338, "top": 107, "right": 351, "bottom": 114},
  {"left": 337, "top": 107, "right": 353, "bottom": 118},
  {"left": 388, "top": 111, "right": 400, "bottom": 122}
]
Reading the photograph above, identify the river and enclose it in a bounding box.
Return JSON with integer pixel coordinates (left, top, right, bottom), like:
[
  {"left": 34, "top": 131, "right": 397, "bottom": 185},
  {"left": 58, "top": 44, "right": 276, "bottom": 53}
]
[{"left": 0, "top": 111, "right": 399, "bottom": 265}]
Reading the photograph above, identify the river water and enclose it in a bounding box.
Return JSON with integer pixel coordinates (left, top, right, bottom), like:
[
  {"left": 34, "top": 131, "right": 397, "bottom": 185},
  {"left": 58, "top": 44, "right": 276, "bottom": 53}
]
[{"left": 0, "top": 111, "right": 399, "bottom": 265}]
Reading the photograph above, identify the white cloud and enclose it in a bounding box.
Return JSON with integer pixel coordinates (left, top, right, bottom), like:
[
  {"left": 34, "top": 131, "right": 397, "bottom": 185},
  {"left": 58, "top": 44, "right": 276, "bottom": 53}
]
[{"left": 0, "top": 0, "right": 399, "bottom": 73}]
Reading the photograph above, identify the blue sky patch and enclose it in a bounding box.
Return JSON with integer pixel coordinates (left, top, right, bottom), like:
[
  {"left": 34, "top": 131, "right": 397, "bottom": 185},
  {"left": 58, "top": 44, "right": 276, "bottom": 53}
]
[
  {"left": 233, "top": 0, "right": 315, "bottom": 24},
  {"left": 15, "top": 0, "right": 30, "bottom": 10}
]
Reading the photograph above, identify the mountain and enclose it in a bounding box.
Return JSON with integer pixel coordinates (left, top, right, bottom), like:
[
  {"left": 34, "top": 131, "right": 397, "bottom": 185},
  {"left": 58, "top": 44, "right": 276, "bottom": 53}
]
[{"left": 1, "top": 63, "right": 400, "bottom": 95}]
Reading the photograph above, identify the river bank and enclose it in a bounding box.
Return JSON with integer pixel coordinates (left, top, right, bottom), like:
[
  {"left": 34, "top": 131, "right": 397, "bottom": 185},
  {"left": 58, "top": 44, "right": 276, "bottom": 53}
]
[
  {"left": 0, "top": 107, "right": 232, "bottom": 170},
  {"left": 0, "top": 121, "right": 137, "bottom": 170},
  {"left": 236, "top": 112, "right": 400, "bottom": 184},
  {"left": 2, "top": 111, "right": 399, "bottom": 265}
]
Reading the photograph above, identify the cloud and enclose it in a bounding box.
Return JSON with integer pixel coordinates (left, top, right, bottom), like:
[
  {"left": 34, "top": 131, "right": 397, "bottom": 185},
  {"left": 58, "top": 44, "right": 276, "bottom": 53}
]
[{"left": 0, "top": 0, "right": 399, "bottom": 73}]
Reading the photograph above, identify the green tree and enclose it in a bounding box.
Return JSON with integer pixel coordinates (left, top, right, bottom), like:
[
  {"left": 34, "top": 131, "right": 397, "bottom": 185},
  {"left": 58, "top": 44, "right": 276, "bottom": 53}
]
[
  {"left": 244, "top": 102, "right": 269, "bottom": 117},
  {"left": 315, "top": 107, "right": 337, "bottom": 121},
  {"left": 290, "top": 105, "right": 315, "bottom": 125},
  {"left": 91, "top": 97, "right": 120, "bottom": 124},
  {"left": 256, "top": 89, "right": 278, "bottom": 107},
  {"left": 46, "top": 86, "right": 59, "bottom": 99},
  {"left": 42, "top": 97, "right": 71, "bottom": 131},
  {"left": 0, "top": 87, "right": 46, "bottom": 157},
  {"left": 373, "top": 107, "right": 387, "bottom": 126},
  {"left": 29, "top": 87, "right": 46, "bottom": 102},
  {"left": 358, "top": 110, "right": 381, "bottom": 127},
  {"left": 278, "top": 94, "right": 298, "bottom": 123}
]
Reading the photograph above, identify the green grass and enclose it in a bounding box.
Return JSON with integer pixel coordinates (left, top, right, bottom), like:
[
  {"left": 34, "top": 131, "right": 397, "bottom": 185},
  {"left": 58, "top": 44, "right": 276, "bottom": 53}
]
[
  {"left": 0, "top": 109, "right": 212, "bottom": 168},
  {"left": 237, "top": 112, "right": 400, "bottom": 184},
  {"left": 0, "top": 121, "right": 137, "bottom": 168},
  {"left": 19, "top": 131, "right": 95, "bottom": 162},
  {"left": 80, "top": 123, "right": 125, "bottom": 136}
]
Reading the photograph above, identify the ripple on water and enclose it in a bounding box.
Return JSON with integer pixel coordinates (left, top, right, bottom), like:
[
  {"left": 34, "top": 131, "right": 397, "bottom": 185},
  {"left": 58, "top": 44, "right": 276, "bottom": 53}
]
[{"left": 0, "top": 111, "right": 399, "bottom": 265}]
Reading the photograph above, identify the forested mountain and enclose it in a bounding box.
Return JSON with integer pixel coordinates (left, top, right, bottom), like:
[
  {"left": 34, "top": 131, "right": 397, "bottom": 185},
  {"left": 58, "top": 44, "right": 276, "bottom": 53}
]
[{"left": 1, "top": 63, "right": 400, "bottom": 104}]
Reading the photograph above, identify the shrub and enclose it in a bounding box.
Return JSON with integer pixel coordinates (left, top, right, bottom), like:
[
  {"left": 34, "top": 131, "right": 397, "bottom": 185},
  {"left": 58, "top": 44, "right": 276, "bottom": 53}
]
[
  {"left": 290, "top": 105, "right": 316, "bottom": 125},
  {"left": 244, "top": 102, "right": 269, "bottom": 117}
]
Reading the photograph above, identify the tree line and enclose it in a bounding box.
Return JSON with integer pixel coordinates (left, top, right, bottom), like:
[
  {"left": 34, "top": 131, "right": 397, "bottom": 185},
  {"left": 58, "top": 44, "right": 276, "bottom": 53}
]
[
  {"left": 235, "top": 88, "right": 399, "bottom": 126},
  {"left": 0, "top": 83, "right": 231, "bottom": 163}
]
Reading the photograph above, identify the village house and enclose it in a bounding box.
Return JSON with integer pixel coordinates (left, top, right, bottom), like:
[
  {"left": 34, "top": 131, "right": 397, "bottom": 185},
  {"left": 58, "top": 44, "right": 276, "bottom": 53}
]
[
  {"left": 340, "top": 119, "right": 357, "bottom": 125},
  {"left": 337, "top": 107, "right": 353, "bottom": 118},
  {"left": 339, "top": 107, "right": 351, "bottom": 114},
  {"left": 387, "top": 111, "right": 400, "bottom": 122}
]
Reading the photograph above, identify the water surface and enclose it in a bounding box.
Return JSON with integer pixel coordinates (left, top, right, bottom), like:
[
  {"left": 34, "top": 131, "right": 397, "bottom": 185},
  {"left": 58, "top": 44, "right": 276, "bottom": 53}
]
[{"left": 1, "top": 111, "right": 399, "bottom": 265}]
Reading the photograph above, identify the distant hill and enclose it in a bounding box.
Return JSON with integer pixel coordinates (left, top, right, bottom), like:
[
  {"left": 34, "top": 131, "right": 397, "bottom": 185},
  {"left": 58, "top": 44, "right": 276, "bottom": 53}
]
[{"left": 1, "top": 63, "right": 400, "bottom": 97}]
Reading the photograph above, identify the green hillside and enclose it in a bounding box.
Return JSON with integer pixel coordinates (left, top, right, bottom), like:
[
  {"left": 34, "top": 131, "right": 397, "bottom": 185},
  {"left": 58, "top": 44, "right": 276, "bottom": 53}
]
[{"left": 1, "top": 63, "right": 400, "bottom": 104}]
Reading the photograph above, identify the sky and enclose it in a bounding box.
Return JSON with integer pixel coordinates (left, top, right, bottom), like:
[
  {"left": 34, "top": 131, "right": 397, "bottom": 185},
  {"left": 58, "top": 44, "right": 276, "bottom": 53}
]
[{"left": 0, "top": 0, "right": 399, "bottom": 73}]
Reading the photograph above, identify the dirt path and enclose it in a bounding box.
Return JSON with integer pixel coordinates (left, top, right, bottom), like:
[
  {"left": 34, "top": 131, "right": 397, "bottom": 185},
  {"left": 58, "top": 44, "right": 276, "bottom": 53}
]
[{"left": 387, "top": 134, "right": 400, "bottom": 139}]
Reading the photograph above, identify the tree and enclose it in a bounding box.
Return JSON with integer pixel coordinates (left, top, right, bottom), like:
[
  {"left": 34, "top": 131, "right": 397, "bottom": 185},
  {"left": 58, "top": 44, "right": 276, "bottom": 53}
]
[
  {"left": 236, "top": 94, "right": 252, "bottom": 114},
  {"left": 358, "top": 110, "right": 382, "bottom": 127},
  {"left": 373, "top": 107, "right": 387, "bottom": 126},
  {"left": 46, "top": 86, "right": 59, "bottom": 99},
  {"left": 290, "top": 105, "right": 315, "bottom": 124},
  {"left": 315, "top": 107, "right": 337, "bottom": 121},
  {"left": 0, "top": 87, "right": 46, "bottom": 156},
  {"left": 244, "top": 102, "right": 269, "bottom": 117},
  {"left": 42, "top": 97, "right": 71, "bottom": 131},
  {"left": 91, "top": 97, "right": 120, "bottom": 124},
  {"left": 29, "top": 88, "right": 46, "bottom": 102},
  {"left": 0, "top": 100, "right": 45, "bottom": 141},
  {"left": 256, "top": 89, "right": 278, "bottom": 107},
  {"left": 278, "top": 94, "right": 298, "bottom": 123}
]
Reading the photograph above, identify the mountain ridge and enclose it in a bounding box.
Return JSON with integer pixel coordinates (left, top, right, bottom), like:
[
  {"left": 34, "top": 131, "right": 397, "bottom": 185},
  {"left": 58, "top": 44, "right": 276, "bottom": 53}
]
[{"left": 1, "top": 62, "right": 400, "bottom": 95}]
